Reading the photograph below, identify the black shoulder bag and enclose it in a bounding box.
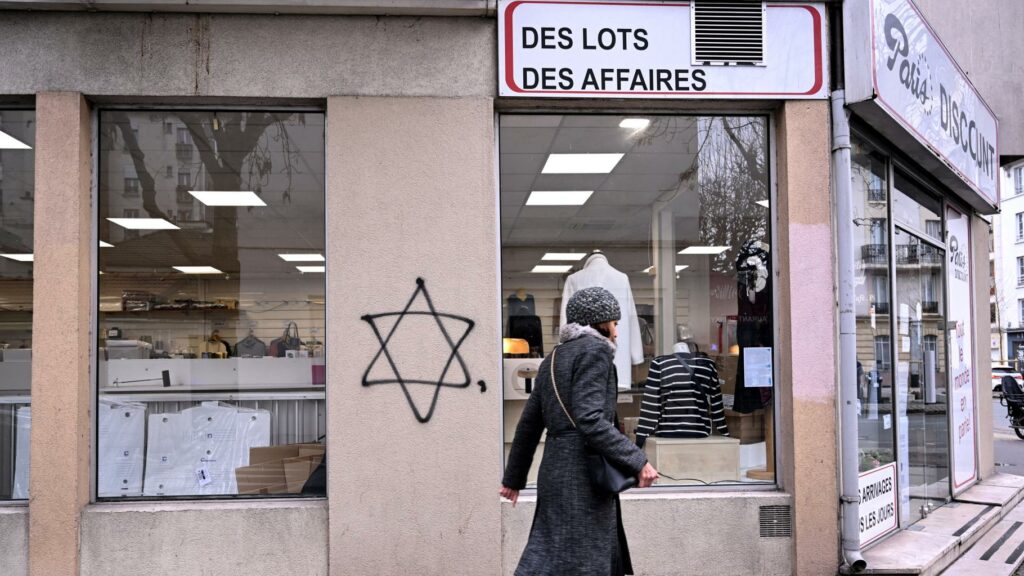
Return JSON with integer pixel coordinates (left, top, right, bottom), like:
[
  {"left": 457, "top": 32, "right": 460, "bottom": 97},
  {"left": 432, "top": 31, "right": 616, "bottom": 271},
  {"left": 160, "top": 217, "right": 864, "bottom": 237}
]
[{"left": 550, "top": 347, "right": 637, "bottom": 495}]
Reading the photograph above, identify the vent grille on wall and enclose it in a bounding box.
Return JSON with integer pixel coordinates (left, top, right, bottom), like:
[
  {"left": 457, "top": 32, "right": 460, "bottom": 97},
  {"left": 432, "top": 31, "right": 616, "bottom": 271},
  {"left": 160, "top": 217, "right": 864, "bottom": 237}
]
[
  {"left": 759, "top": 505, "right": 793, "bottom": 538},
  {"left": 692, "top": 1, "right": 765, "bottom": 66}
]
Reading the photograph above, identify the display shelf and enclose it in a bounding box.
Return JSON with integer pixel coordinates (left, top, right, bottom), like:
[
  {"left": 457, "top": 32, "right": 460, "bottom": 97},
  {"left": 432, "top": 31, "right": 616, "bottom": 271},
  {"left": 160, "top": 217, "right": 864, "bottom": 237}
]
[{"left": 100, "top": 391, "right": 325, "bottom": 403}]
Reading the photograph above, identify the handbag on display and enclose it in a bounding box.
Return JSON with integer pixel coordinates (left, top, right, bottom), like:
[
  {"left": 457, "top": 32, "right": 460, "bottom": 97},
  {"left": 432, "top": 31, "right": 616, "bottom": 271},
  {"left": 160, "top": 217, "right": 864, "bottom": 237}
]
[
  {"left": 269, "top": 322, "right": 303, "bottom": 357},
  {"left": 549, "top": 347, "right": 638, "bottom": 495}
]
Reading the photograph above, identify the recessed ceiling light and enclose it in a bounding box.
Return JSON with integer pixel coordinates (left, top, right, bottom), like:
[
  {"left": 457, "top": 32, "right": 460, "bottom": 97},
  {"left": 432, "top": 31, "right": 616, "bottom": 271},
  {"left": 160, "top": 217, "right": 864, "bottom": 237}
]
[
  {"left": 541, "top": 253, "right": 587, "bottom": 261},
  {"left": 0, "top": 253, "right": 33, "bottom": 262},
  {"left": 619, "top": 118, "right": 650, "bottom": 129},
  {"left": 278, "top": 253, "right": 325, "bottom": 262},
  {"left": 526, "top": 191, "right": 593, "bottom": 206},
  {"left": 639, "top": 265, "right": 689, "bottom": 273},
  {"left": 189, "top": 191, "right": 266, "bottom": 207},
  {"left": 107, "top": 218, "right": 180, "bottom": 230},
  {"left": 0, "top": 130, "right": 30, "bottom": 150},
  {"left": 755, "top": 200, "right": 769, "bottom": 208},
  {"left": 99, "top": 241, "right": 114, "bottom": 248},
  {"left": 679, "top": 246, "right": 730, "bottom": 255},
  {"left": 296, "top": 266, "right": 326, "bottom": 273},
  {"left": 531, "top": 265, "right": 573, "bottom": 273},
  {"left": 172, "top": 266, "right": 222, "bottom": 274},
  {"left": 541, "top": 154, "right": 624, "bottom": 174}
]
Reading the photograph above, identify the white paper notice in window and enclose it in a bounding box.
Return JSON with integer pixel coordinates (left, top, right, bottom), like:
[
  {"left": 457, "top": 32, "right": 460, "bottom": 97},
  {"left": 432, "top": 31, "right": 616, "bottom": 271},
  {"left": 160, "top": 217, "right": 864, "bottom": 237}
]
[{"left": 743, "top": 347, "right": 773, "bottom": 388}]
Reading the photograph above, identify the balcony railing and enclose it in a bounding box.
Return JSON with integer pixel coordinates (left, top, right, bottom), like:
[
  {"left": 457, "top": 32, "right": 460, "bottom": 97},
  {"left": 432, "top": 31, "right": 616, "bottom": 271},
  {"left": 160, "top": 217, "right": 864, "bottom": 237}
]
[
  {"left": 861, "top": 244, "right": 887, "bottom": 265},
  {"left": 921, "top": 301, "right": 939, "bottom": 314},
  {"left": 175, "top": 143, "right": 193, "bottom": 161},
  {"left": 873, "top": 302, "right": 890, "bottom": 315}
]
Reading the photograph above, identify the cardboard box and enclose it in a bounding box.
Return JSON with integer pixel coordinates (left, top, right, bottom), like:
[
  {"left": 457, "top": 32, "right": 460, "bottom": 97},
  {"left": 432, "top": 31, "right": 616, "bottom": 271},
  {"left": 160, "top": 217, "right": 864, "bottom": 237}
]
[
  {"left": 643, "top": 436, "right": 741, "bottom": 484},
  {"left": 724, "top": 409, "right": 764, "bottom": 445},
  {"left": 235, "top": 443, "right": 325, "bottom": 495}
]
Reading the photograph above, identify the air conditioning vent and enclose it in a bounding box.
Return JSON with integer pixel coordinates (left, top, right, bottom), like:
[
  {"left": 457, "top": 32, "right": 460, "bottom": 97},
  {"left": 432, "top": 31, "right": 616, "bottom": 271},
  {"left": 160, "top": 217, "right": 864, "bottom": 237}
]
[
  {"left": 692, "top": 1, "right": 765, "bottom": 66},
  {"left": 759, "top": 505, "right": 792, "bottom": 538}
]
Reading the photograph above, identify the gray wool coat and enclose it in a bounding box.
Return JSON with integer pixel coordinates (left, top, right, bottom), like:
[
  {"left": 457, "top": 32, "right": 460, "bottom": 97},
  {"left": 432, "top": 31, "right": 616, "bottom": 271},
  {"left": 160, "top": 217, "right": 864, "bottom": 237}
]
[{"left": 502, "top": 324, "right": 649, "bottom": 576}]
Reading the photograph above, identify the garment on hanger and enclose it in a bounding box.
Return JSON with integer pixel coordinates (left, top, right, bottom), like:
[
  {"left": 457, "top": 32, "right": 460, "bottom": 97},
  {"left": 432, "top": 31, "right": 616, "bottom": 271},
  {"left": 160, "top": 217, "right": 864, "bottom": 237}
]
[
  {"left": 507, "top": 315, "right": 544, "bottom": 357},
  {"left": 235, "top": 334, "right": 268, "bottom": 358},
  {"left": 634, "top": 353, "right": 729, "bottom": 447},
  {"left": 733, "top": 240, "right": 773, "bottom": 413},
  {"left": 507, "top": 292, "right": 537, "bottom": 316},
  {"left": 559, "top": 253, "right": 643, "bottom": 388}
]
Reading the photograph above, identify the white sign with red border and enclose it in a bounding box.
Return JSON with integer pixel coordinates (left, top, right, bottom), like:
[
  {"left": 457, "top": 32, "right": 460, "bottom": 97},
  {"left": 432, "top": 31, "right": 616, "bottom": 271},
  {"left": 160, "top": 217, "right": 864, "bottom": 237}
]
[
  {"left": 859, "top": 462, "right": 898, "bottom": 547},
  {"left": 498, "top": 0, "right": 827, "bottom": 99},
  {"left": 947, "top": 205, "right": 978, "bottom": 493}
]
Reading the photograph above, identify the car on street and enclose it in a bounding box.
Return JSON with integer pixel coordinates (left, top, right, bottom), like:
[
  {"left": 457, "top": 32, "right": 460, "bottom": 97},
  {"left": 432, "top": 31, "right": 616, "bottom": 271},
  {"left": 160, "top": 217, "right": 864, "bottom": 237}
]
[{"left": 993, "top": 365, "right": 1024, "bottom": 393}]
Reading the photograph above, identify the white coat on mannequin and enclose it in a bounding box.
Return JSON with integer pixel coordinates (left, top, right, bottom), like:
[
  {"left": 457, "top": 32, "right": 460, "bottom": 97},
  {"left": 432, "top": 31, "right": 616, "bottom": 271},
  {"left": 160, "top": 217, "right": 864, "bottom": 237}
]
[{"left": 560, "top": 254, "right": 643, "bottom": 389}]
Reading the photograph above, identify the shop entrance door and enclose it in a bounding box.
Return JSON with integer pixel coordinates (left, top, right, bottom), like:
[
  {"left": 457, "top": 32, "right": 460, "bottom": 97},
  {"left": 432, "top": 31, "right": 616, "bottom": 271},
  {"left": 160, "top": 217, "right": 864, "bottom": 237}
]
[{"left": 893, "top": 226, "right": 951, "bottom": 525}]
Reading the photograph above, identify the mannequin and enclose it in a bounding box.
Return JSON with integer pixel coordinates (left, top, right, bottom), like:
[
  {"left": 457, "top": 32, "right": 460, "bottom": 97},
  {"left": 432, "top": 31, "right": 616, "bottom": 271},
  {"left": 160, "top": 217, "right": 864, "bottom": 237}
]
[
  {"left": 634, "top": 349, "right": 729, "bottom": 447},
  {"left": 733, "top": 239, "right": 772, "bottom": 413},
  {"left": 559, "top": 252, "right": 644, "bottom": 388},
  {"left": 506, "top": 288, "right": 536, "bottom": 316}
]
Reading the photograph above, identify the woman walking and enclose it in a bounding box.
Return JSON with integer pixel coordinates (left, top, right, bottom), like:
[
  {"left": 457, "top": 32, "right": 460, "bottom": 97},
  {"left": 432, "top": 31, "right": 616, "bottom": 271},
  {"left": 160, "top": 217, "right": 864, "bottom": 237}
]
[{"left": 500, "top": 286, "right": 659, "bottom": 576}]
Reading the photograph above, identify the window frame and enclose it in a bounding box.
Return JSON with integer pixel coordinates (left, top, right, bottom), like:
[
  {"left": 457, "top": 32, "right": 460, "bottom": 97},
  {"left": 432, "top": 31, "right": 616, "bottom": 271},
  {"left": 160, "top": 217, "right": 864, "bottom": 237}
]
[
  {"left": 92, "top": 105, "right": 328, "bottom": 502},
  {"left": 496, "top": 109, "right": 780, "bottom": 493}
]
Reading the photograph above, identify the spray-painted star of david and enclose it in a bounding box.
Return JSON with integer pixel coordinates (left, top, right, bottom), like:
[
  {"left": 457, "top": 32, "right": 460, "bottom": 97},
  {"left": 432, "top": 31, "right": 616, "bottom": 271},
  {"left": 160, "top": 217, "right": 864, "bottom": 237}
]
[{"left": 361, "top": 278, "right": 477, "bottom": 423}]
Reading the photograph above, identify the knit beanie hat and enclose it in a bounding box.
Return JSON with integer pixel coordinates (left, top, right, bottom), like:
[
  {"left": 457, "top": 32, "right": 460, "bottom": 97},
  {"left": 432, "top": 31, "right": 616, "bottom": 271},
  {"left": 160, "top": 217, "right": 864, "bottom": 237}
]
[{"left": 565, "top": 286, "right": 621, "bottom": 327}]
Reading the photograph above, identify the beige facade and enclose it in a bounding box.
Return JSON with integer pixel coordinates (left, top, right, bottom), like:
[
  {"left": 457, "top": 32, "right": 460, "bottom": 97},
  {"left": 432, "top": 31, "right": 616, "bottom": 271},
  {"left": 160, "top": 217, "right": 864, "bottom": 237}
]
[{"left": 0, "top": 6, "right": 1000, "bottom": 576}]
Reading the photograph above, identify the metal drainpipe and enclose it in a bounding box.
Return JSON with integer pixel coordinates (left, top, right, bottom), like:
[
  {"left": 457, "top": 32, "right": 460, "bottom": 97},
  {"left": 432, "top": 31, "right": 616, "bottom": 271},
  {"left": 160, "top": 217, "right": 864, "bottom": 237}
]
[{"left": 832, "top": 88, "right": 867, "bottom": 573}]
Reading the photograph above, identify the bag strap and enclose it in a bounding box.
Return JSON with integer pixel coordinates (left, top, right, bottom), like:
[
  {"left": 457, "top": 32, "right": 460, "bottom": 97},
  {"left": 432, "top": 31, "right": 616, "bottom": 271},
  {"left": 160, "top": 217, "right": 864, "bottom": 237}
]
[{"left": 549, "top": 347, "right": 577, "bottom": 429}]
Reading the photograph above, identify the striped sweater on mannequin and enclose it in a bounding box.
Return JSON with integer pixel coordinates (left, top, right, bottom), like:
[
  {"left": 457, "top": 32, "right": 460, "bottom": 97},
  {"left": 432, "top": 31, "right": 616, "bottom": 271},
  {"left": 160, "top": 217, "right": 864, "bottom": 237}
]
[{"left": 635, "top": 354, "right": 729, "bottom": 447}]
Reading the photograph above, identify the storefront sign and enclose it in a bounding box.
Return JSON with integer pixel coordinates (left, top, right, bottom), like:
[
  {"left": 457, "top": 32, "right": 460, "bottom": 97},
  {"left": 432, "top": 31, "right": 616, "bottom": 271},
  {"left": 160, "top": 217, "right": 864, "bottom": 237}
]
[
  {"left": 947, "top": 206, "right": 978, "bottom": 493},
  {"left": 498, "top": 0, "right": 827, "bottom": 99},
  {"left": 844, "top": 0, "right": 999, "bottom": 212},
  {"left": 859, "top": 462, "right": 898, "bottom": 546}
]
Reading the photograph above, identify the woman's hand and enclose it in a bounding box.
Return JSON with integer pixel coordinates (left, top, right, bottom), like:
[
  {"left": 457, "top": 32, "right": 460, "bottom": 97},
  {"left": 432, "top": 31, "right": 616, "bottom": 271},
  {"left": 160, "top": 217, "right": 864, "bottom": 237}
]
[
  {"left": 500, "top": 485, "right": 520, "bottom": 506},
  {"left": 637, "top": 463, "right": 659, "bottom": 488}
]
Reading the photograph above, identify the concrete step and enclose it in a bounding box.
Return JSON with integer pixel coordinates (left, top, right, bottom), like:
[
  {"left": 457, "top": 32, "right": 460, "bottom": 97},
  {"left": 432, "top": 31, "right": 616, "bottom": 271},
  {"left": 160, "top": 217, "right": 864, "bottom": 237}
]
[{"left": 855, "top": 474, "right": 1024, "bottom": 576}]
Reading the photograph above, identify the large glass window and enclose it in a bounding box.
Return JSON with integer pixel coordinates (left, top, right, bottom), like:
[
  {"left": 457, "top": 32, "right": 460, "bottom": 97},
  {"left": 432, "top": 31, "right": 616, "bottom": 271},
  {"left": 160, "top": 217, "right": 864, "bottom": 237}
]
[
  {"left": 97, "top": 110, "right": 326, "bottom": 499},
  {"left": 0, "top": 110, "right": 34, "bottom": 500},
  {"left": 500, "top": 114, "right": 774, "bottom": 487},
  {"left": 851, "top": 137, "right": 895, "bottom": 474}
]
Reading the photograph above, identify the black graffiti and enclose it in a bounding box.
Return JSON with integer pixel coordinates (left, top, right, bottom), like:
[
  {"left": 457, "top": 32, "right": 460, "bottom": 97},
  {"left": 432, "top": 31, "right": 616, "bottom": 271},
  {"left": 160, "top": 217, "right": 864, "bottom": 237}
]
[{"left": 361, "top": 278, "right": 486, "bottom": 423}]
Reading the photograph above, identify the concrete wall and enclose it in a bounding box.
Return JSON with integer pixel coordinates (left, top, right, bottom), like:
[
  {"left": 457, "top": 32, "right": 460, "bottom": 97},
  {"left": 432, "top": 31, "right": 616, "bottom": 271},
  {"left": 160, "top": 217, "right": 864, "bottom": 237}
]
[
  {"left": 79, "top": 501, "right": 327, "bottom": 576},
  {"left": 29, "top": 92, "right": 93, "bottom": 576},
  {"left": 503, "top": 492, "right": 793, "bottom": 576},
  {"left": 774, "top": 100, "right": 840, "bottom": 574},
  {"left": 915, "top": 0, "right": 1024, "bottom": 159},
  {"left": 0, "top": 12, "right": 495, "bottom": 98},
  {"left": 0, "top": 507, "right": 28, "bottom": 576},
  {"left": 326, "top": 96, "right": 501, "bottom": 575}
]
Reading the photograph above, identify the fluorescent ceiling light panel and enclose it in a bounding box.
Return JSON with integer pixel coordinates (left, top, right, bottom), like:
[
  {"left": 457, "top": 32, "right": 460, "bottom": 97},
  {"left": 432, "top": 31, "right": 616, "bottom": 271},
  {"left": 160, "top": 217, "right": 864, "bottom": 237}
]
[
  {"left": 278, "top": 253, "right": 325, "bottom": 262},
  {"left": 296, "top": 266, "right": 326, "bottom": 273},
  {"left": 0, "top": 130, "right": 30, "bottom": 150},
  {"left": 107, "top": 218, "right": 180, "bottom": 230},
  {"left": 189, "top": 190, "right": 266, "bottom": 207},
  {"left": 172, "top": 266, "right": 222, "bottom": 274},
  {"left": 525, "top": 191, "right": 593, "bottom": 206},
  {"left": 619, "top": 118, "right": 650, "bottom": 129},
  {"left": 0, "top": 253, "right": 33, "bottom": 262},
  {"left": 678, "top": 246, "right": 730, "bottom": 255},
  {"left": 755, "top": 200, "right": 770, "bottom": 208},
  {"left": 541, "top": 253, "right": 587, "bottom": 261},
  {"left": 99, "top": 241, "right": 114, "bottom": 248},
  {"left": 639, "top": 265, "right": 689, "bottom": 273},
  {"left": 531, "top": 265, "right": 572, "bottom": 273},
  {"left": 541, "top": 154, "right": 623, "bottom": 174}
]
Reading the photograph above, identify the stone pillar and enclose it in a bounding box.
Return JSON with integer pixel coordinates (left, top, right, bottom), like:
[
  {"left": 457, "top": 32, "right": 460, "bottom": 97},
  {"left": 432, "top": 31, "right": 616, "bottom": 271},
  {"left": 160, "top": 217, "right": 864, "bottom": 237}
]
[
  {"left": 975, "top": 215, "right": 995, "bottom": 479},
  {"left": 29, "top": 92, "right": 92, "bottom": 576},
  {"left": 774, "top": 100, "right": 840, "bottom": 574},
  {"left": 325, "top": 96, "right": 500, "bottom": 575}
]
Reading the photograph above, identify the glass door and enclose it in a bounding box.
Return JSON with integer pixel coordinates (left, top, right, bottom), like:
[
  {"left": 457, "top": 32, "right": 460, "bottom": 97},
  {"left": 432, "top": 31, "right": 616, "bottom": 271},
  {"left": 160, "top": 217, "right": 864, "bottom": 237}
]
[{"left": 893, "top": 226, "right": 950, "bottom": 524}]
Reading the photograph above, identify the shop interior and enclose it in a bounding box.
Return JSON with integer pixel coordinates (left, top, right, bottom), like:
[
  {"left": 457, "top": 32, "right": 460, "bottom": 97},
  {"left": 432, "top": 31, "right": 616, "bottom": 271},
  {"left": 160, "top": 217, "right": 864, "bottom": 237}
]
[{"left": 499, "top": 114, "right": 775, "bottom": 487}]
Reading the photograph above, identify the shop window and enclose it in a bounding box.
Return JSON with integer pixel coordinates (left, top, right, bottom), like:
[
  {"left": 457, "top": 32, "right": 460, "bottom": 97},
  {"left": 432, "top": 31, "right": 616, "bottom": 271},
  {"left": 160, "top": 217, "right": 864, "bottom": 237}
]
[
  {"left": 850, "top": 136, "right": 896, "bottom": 473},
  {"left": 97, "top": 110, "right": 326, "bottom": 499},
  {"left": 500, "top": 114, "right": 775, "bottom": 487},
  {"left": 0, "top": 110, "right": 35, "bottom": 500}
]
